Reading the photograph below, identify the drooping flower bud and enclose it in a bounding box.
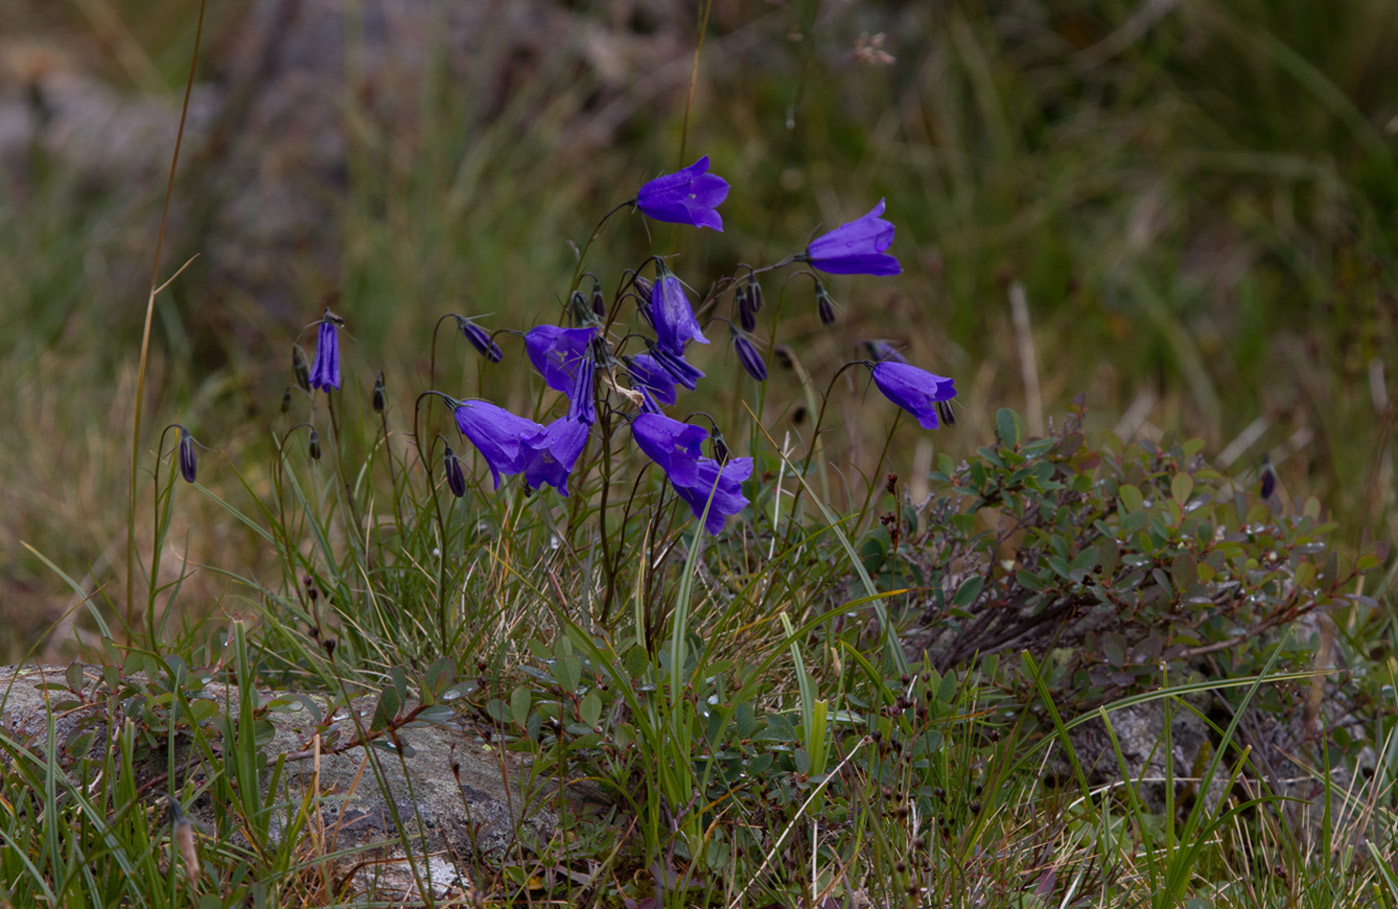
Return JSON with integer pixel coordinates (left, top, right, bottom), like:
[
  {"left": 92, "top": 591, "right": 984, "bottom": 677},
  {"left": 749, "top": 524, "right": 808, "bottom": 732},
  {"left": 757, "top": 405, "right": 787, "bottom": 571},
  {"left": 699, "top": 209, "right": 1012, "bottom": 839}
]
[
  {"left": 591, "top": 279, "right": 607, "bottom": 320},
  {"left": 746, "top": 275, "right": 764, "bottom": 313},
  {"left": 1260, "top": 454, "right": 1276, "bottom": 499},
  {"left": 814, "top": 280, "right": 838, "bottom": 325},
  {"left": 177, "top": 426, "right": 197, "bottom": 483},
  {"left": 281, "top": 387, "right": 292, "bottom": 414},
  {"left": 292, "top": 345, "right": 311, "bottom": 392},
  {"left": 443, "top": 445, "right": 467, "bottom": 498},
  {"left": 936, "top": 399, "right": 956, "bottom": 428},
  {"left": 732, "top": 330, "right": 768, "bottom": 382},
  {"left": 710, "top": 428, "right": 731, "bottom": 465},
  {"left": 454, "top": 316, "right": 503, "bottom": 363},
  {"left": 308, "top": 428, "right": 321, "bottom": 462},
  {"left": 372, "top": 371, "right": 386, "bottom": 413},
  {"left": 735, "top": 282, "right": 757, "bottom": 333}
]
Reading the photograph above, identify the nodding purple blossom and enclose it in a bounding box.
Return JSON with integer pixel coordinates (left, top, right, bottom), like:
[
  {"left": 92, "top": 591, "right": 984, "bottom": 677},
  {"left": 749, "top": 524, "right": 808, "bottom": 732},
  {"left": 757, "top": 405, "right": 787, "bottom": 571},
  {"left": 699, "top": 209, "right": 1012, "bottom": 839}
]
[
  {"left": 308, "top": 315, "right": 341, "bottom": 391},
  {"left": 671, "top": 456, "right": 753, "bottom": 535},
  {"left": 650, "top": 263, "right": 708, "bottom": 354},
  {"left": 632, "top": 413, "right": 753, "bottom": 534},
  {"left": 525, "top": 325, "right": 596, "bottom": 394},
  {"left": 455, "top": 316, "right": 504, "bottom": 363},
  {"left": 804, "top": 199, "right": 902, "bottom": 276},
  {"left": 568, "top": 349, "right": 596, "bottom": 425},
  {"left": 646, "top": 341, "right": 705, "bottom": 391},
  {"left": 635, "top": 155, "right": 730, "bottom": 231},
  {"left": 732, "top": 330, "right": 768, "bottom": 382},
  {"left": 870, "top": 361, "right": 957, "bottom": 430},
  {"left": 625, "top": 353, "right": 679, "bottom": 407},
  {"left": 453, "top": 399, "right": 589, "bottom": 496},
  {"left": 454, "top": 400, "right": 539, "bottom": 489},
  {"left": 632, "top": 413, "right": 708, "bottom": 487}
]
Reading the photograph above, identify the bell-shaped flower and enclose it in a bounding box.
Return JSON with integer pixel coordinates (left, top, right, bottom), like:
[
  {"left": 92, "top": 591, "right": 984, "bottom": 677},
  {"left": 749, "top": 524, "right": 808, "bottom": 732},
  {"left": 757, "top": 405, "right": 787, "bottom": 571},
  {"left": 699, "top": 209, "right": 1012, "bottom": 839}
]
[
  {"left": 521, "top": 416, "right": 589, "bottom": 497},
  {"left": 309, "top": 317, "right": 341, "bottom": 391},
  {"left": 650, "top": 264, "right": 708, "bottom": 354},
  {"left": 525, "top": 325, "right": 596, "bottom": 394},
  {"left": 625, "top": 353, "right": 678, "bottom": 407},
  {"left": 646, "top": 342, "right": 705, "bottom": 391},
  {"left": 635, "top": 155, "right": 729, "bottom": 231},
  {"left": 870, "top": 361, "right": 957, "bottom": 430},
  {"left": 632, "top": 413, "right": 708, "bottom": 487},
  {"left": 671, "top": 456, "right": 754, "bottom": 535},
  {"left": 453, "top": 400, "right": 542, "bottom": 489},
  {"left": 567, "top": 349, "right": 596, "bottom": 426},
  {"left": 805, "top": 199, "right": 901, "bottom": 276}
]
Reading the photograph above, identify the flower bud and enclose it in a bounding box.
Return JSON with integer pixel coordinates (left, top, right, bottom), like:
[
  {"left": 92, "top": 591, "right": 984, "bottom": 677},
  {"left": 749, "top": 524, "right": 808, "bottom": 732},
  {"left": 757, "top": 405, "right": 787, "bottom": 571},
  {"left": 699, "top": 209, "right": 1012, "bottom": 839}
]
[
  {"left": 292, "top": 345, "right": 311, "bottom": 392},
  {"left": 281, "top": 387, "right": 292, "bottom": 414},
  {"left": 308, "top": 428, "right": 321, "bottom": 461},
  {"left": 815, "top": 280, "right": 838, "bottom": 325},
  {"left": 1260, "top": 455, "right": 1276, "bottom": 499},
  {"left": 732, "top": 331, "right": 768, "bottom": 382},
  {"left": 591, "top": 279, "right": 607, "bottom": 320},
  {"left": 936, "top": 399, "right": 957, "bottom": 428},
  {"left": 746, "top": 275, "right": 764, "bottom": 312},
  {"left": 864, "top": 340, "right": 908, "bottom": 364},
  {"left": 455, "top": 316, "right": 503, "bottom": 362},
  {"left": 177, "top": 427, "right": 197, "bottom": 483},
  {"left": 710, "top": 429, "right": 731, "bottom": 465},
  {"left": 372, "top": 371, "right": 386, "bottom": 413},
  {"left": 444, "top": 445, "right": 467, "bottom": 498},
  {"left": 735, "top": 283, "right": 757, "bottom": 332}
]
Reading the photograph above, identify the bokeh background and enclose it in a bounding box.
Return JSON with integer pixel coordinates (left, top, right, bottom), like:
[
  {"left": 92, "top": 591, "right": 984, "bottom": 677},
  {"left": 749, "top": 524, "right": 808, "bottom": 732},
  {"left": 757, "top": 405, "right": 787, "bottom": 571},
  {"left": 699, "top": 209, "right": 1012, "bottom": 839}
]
[{"left": 2, "top": 0, "right": 1394, "bottom": 660}]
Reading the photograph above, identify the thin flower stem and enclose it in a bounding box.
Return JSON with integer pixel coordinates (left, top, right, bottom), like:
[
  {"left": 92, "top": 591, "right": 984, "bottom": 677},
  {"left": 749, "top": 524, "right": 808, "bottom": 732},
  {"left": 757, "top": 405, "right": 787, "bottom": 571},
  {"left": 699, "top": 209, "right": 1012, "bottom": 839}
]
[
  {"left": 128, "top": 0, "right": 205, "bottom": 634},
  {"left": 779, "top": 362, "right": 867, "bottom": 553}
]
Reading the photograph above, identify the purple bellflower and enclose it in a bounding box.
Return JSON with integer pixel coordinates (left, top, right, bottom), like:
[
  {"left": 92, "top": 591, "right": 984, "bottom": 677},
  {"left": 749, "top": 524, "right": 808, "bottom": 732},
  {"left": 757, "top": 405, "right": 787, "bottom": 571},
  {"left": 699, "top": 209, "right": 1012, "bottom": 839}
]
[
  {"left": 632, "top": 413, "right": 708, "bottom": 487},
  {"left": 632, "top": 413, "right": 752, "bottom": 534},
  {"left": 522, "top": 416, "right": 589, "bottom": 496},
  {"left": 650, "top": 264, "right": 708, "bottom": 354},
  {"left": 454, "top": 400, "right": 540, "bottom": 489},
  {"left": 626, "top": 353, "right": 679, "bottom": 407},
  {"left": 671, "top": 456, "right": 754, "bottom": 535},
  {"left": 177, "top": 426, "right": 197, "bottom": 484},
  {"left": 568, "top": 349, "right": 596, "bottom": 425},
  {"left": 454, "top": 399, "right": 589, "bottom": 497},
  {"left": 805, "top": 199, "right": 902, "bottom": 276},
  {"left": 635, "top": 155, "right": 729, "bottom": 231},
  {"left": 646, "top": 341, "right": 705, "bottom": 391},
  {"left": 870, "top": 361, "right": 957, "bottom": 430},
  {"left": 525, "top": 325, "right": 596, "bottom": 394},
  {"left": 308, "top": 315, "right": 341, "bottom": 391}
]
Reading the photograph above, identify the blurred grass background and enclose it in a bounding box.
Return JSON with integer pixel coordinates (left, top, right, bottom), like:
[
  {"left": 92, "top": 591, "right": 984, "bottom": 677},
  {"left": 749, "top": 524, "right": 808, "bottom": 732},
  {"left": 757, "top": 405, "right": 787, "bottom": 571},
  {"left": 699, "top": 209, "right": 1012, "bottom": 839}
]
[{"left": 0, "top": 0, "right": 1394, "bottom": 662}]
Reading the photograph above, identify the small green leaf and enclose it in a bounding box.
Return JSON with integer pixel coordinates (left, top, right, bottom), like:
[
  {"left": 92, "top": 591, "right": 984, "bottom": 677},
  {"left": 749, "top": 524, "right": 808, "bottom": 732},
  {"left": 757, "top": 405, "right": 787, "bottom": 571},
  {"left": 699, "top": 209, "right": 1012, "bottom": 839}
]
[
  {"left": 556, "top": 655, "right": 582, "bottom": 692},
  {"left": 509, "top": 686, "right": 532, "bottom": 728},
  {"left": 579, "top": 691, "right": 602, "bottom": 729},
  {"left": 1171, "top": 472, "right": 1194, "bottom": 507},
  {"left": 996, "top": 408, "right": 1023, "bottom": 446},
  {"left": 371, "top": 684, "right": 401, "bottom": 733},
  {"left": 1170, "top": 552, "right": 1197, "bottom": 591},
  {"left": 952, "top": 576, "right": 985, "bottom": 608},
  {"left": 1119, "top": 484, "right": 1144, "bottom": 513}
]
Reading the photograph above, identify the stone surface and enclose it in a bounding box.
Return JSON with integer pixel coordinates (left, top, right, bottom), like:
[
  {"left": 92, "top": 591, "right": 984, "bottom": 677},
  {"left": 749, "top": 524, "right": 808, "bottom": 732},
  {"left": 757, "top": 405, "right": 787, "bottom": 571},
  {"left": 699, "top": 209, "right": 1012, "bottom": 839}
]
[{"left": 0, "top": 662, "right": 560, "bottom": 902}]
